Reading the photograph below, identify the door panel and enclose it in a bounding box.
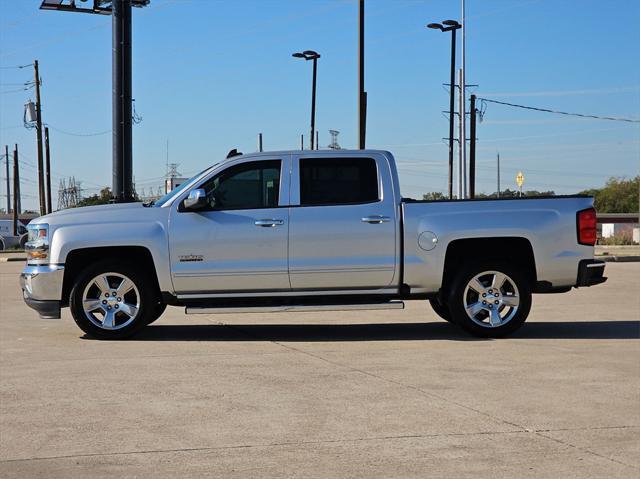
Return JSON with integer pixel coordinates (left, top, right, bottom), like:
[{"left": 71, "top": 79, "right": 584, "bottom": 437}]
[
  {"left": 288, "top": 155, "right": 397, "bottom": 290},
  {"left": 168, "top": 157, "right": 290, "bottom": 294},
  {"left": 169, "top": 208, "right": 289, "bottom": 293}
]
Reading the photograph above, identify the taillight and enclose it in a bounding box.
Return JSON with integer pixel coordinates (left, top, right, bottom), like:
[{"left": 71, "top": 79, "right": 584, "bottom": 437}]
[{"left": 577, "top": 208, "right": 597, "bottom": 246}]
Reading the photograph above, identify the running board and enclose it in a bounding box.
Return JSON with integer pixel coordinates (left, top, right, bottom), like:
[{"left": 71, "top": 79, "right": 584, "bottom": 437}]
[{"left": 185, "top": 301, "right": 405, "bottom": 315}]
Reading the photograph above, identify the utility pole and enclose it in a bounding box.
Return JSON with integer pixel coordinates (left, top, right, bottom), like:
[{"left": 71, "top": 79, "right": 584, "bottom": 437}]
[
  {"left": 358, "top": 0, "right": 367, "bottom": 149},
  {"left": 12, "top": 145, "right": 19, "bottom": 236},
  {"left": 258, "top": 133, "right": 263, "bottom": 152},
  {"left": 300, "top": 134, "right": 304, "bottom": 150},
  {"left": 316, "top": 131, "right": 319, "bottom": 150},
  {"left": 457, "top": 68, "right": 463, "bottom": 199},
  {"left": 4, "top": 145, "right": 10, "bottom": 214},
  {"left": 469, "top": 94, "right": 476, "bottom": 198},
  {"left": 497, "top": 152, "right": 501, "bottom": 197},
  {"left": 44, "top": 126, "right": 52, "bottom": 213},
  {"left": 33, "top": 60, "right": 46, "bottom": 215}
]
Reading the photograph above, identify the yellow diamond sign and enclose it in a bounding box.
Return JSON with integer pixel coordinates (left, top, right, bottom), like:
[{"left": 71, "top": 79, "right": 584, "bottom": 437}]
[{"left": 516, "top": 171, "right": 524, "bottom": 188}]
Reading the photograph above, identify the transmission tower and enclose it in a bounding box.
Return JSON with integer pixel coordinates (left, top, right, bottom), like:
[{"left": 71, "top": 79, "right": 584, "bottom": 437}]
[
  {"left": 328, "top": 130, "right": 341, "bottom": 150},
  {"left": 57, "top": 177, "right": 82, "bottom": 209},
  {"left": 167, "top": 163, "right": 181, "bottom": 179}
]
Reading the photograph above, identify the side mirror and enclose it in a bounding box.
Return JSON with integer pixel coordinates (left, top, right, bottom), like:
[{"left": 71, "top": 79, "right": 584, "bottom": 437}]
[{"left": 183, "top": 188, "right": 207, "bottom": 210}]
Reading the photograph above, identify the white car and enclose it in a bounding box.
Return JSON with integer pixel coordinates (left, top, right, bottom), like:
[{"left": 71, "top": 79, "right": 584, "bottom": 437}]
[{"left": 0, "top": 219, "right": 28, "bottom": 250}]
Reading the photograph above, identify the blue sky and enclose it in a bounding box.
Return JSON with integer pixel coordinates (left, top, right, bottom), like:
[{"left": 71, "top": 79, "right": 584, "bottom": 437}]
[{"left": 1, "top": 0, "right": 639, "bottom": 211}]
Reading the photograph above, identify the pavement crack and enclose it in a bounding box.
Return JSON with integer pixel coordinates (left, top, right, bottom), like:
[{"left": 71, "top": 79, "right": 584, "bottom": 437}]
[
  {"left": 535, "top": 430, "right": 638, "bottom": 470},
  {"left": 3, "top": 426, "right": 637, "bottom": 465},
  {"left": 223, "top": 322, "right": 526, "bottom": 431},
  {"left": 0, "top": 429, "right": 572, "bottom": 464},
  {"left": 218, "top": 321, "right": 640, "bottom": 471}
]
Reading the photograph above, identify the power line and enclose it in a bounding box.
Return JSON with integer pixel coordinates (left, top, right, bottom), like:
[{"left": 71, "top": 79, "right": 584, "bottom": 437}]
[
  {"left": 478, "top": 98, "right": 640, "bottom": 123},
  {"left": 0, "top": 86, "right": 32, "bottom": 94},
  {"left": 45, "top": 125, "right": 111, "bottom": 137},
  {"left": 0, "top": 64, "right": 33, "bottom": 69}
]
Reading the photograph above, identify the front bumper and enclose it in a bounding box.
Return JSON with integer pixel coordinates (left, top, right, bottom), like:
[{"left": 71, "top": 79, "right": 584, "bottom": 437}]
[
  {"left": 576, "top": 259, "right": 607, "bottom": 287},
  {"left": 20, "top": 264, "right": 64, "bottom": 319}
]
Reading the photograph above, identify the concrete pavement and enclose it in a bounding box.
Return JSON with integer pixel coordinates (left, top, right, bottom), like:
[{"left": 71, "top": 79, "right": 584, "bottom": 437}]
[{"left": 1, "top": 260, "right": 639, "bottom": 478}]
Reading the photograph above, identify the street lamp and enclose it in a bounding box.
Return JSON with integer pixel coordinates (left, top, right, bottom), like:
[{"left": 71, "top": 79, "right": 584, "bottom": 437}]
[
  {"left": 292, "top": 50, "right": 320, "bottom": 150},
  {"left": 427, "top": 19, "right": 461, "bottom": 199}
]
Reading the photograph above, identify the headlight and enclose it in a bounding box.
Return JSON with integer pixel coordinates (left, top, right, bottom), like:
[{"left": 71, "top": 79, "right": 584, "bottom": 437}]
[{"left": 26, "top": 223, "right": 49, "bottom": 262}]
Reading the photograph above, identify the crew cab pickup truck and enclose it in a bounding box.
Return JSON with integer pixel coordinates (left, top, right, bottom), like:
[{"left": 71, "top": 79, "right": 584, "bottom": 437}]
[{"left": 20, "top": 149, "right": 606, "bottom": 339}]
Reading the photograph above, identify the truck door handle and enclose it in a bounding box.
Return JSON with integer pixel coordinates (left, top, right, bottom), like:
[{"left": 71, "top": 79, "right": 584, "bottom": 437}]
[
  {"left": 361, "top": 215, "right": 391, "bottom": 224},
  {"left": 255, "top": 219, "right": 284, "bottom": 227}
]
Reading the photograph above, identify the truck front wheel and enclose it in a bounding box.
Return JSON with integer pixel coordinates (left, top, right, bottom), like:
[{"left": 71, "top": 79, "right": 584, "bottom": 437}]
[
  {"left": 69, "top": 260, "right": 157, "bottom": 339},
  {"left": 428, "top": 298, "right": 454, "bottom": 323},
  {"left": 447, "top": 262, "right": 531, "bottom": 338}
]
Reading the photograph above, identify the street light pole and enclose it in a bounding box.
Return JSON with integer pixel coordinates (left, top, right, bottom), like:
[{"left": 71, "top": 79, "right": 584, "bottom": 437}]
[
  {"left": 358, "top": 0, "right": 366, "bottom": 149},
  {"left": 461, "top": 0, "right": 467, "bottom": 198},
  {"left": 112, "top": 0, "right": 134, "bottom": 203},
  {"left": 427, "top": 20, "right": 461, "bottom": 200},
  {"left": 310, "top": 55, "right": 317, "bottom": 150},
  {"left": 39, "top": 0, "right": 149, "bottom": 204},
  {"left": 292, "top": 50, "right": 321, "bottom": 151}
]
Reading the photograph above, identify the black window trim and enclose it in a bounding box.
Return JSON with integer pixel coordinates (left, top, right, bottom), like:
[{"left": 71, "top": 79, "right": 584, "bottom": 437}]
[{"left": 297, "top": 156, "right": 381, "bottom": 208}]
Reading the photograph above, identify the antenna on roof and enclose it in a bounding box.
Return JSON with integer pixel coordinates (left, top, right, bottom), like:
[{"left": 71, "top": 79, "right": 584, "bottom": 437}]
[{"left": 226, "top": 149, "right": 242, "bottom": 159}]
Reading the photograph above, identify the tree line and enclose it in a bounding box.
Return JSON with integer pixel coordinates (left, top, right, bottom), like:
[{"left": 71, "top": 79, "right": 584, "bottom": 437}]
[{"left": 422, "top": 176, "right": 639, "bottom": 213}]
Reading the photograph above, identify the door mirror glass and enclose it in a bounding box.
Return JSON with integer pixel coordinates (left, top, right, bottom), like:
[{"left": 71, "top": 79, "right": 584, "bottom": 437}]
[{"left": 183, "top": 188, "right": 207, "bottom": 210}]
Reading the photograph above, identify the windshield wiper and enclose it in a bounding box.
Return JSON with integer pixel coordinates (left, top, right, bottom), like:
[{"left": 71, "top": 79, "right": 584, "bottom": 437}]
[{"left": 142, "top": 200, "right": 155, "bottom": 207}]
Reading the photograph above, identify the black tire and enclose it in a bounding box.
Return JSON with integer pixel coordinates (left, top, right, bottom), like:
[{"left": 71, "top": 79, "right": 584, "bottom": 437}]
[
  {"left": 19, "top": 233, "right": 28, "bottom": 249},
  {"left": 428, "top": 297, "right": 454, "bottom": 323},
  {"left": 69, "top": 259, "right": 158, "bottom": 339},
  {"left": 145, "top": 302, "right": 167, "bottom": 325},
  {"left": 447, "top": 262, "right": 532, "bottom": 338},
  {"left": 0, "top": 237, "right": 5, "bottom": 251}
]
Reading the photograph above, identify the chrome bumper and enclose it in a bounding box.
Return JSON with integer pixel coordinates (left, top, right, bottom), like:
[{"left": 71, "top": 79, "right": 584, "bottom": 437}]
[{"left": 20, "top": 264, "right": 64, "bottom": 319}]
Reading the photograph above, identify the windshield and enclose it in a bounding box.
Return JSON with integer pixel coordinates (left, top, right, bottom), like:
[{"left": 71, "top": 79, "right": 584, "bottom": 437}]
[{"left": 151, "top": 164, "right": 219, "bottom": 207}]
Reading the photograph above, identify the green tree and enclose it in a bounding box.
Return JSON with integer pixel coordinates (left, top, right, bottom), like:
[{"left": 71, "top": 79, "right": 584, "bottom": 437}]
[
  {"left": 422, "top": 189, "right": 555, "bottom": 200},
  {"left": 77, "top": 187, "right": 112, "bottom": 207},
  {"left": 422, "top": 192, "right": 448, "bottom": 201},
  {"left": 579, "top": 176, "right": 639, "bottom": 213}
]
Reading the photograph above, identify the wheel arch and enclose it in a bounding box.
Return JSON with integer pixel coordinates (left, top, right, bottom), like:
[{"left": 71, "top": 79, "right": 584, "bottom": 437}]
[
  {"left": 442, "top": 237, "right": 537, "bottom": 291},
  {"left": 62, "top": 246, "right": 160, "bottom": 306}
]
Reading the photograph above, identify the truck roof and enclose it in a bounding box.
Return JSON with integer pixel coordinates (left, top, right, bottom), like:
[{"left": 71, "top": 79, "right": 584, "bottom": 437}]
[{"left": 230, "top": 149, "right": 391, "bottom": 160}]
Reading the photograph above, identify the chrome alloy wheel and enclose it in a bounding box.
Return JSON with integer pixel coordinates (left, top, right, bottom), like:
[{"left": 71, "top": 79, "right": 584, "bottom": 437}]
[
  {"left": 82, "top": 272, "right": 140, "bottom": 330},
  {"left": 462, "top": 270, "right": 520, "bottom": 328}
]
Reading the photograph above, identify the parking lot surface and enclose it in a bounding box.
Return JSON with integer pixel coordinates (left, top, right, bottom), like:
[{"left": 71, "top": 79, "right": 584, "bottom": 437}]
[{"left": 1, "top": 260, "right": 639, "bottom": 478}]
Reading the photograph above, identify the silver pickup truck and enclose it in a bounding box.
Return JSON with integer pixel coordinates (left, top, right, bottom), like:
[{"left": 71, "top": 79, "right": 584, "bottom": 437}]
[{"left": 20, "top": 149, "right": 606, "bottom": 339}]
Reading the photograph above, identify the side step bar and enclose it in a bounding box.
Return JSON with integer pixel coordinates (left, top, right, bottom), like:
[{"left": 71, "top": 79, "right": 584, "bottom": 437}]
[{"left": 185, "top": 301, "right": 405, "bottom": 315}]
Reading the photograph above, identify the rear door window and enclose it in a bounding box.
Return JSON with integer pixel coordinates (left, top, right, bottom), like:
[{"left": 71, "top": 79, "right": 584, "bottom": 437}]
[{"left": 299, "top": 158, "right": 378, "bottom": 206}]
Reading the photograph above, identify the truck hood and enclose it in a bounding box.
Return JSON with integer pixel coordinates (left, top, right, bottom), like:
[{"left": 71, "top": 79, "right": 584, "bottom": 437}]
[{"left": 31, "top": 203, "right": 163, "bottom": 227}]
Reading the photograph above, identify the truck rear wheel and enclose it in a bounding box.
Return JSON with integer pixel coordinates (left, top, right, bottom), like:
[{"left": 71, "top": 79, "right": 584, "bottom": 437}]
[
  {"left": 69, "top": 260, "right": 157, "bottom": 339},
  {"left": 447, "top": 262, "right": 531, "bottom": 338}
]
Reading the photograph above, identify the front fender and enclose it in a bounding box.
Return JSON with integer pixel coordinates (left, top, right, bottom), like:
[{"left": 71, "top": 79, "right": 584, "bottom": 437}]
[{"left": 49, "top": 221, "right": 172, "bottom": 292}]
